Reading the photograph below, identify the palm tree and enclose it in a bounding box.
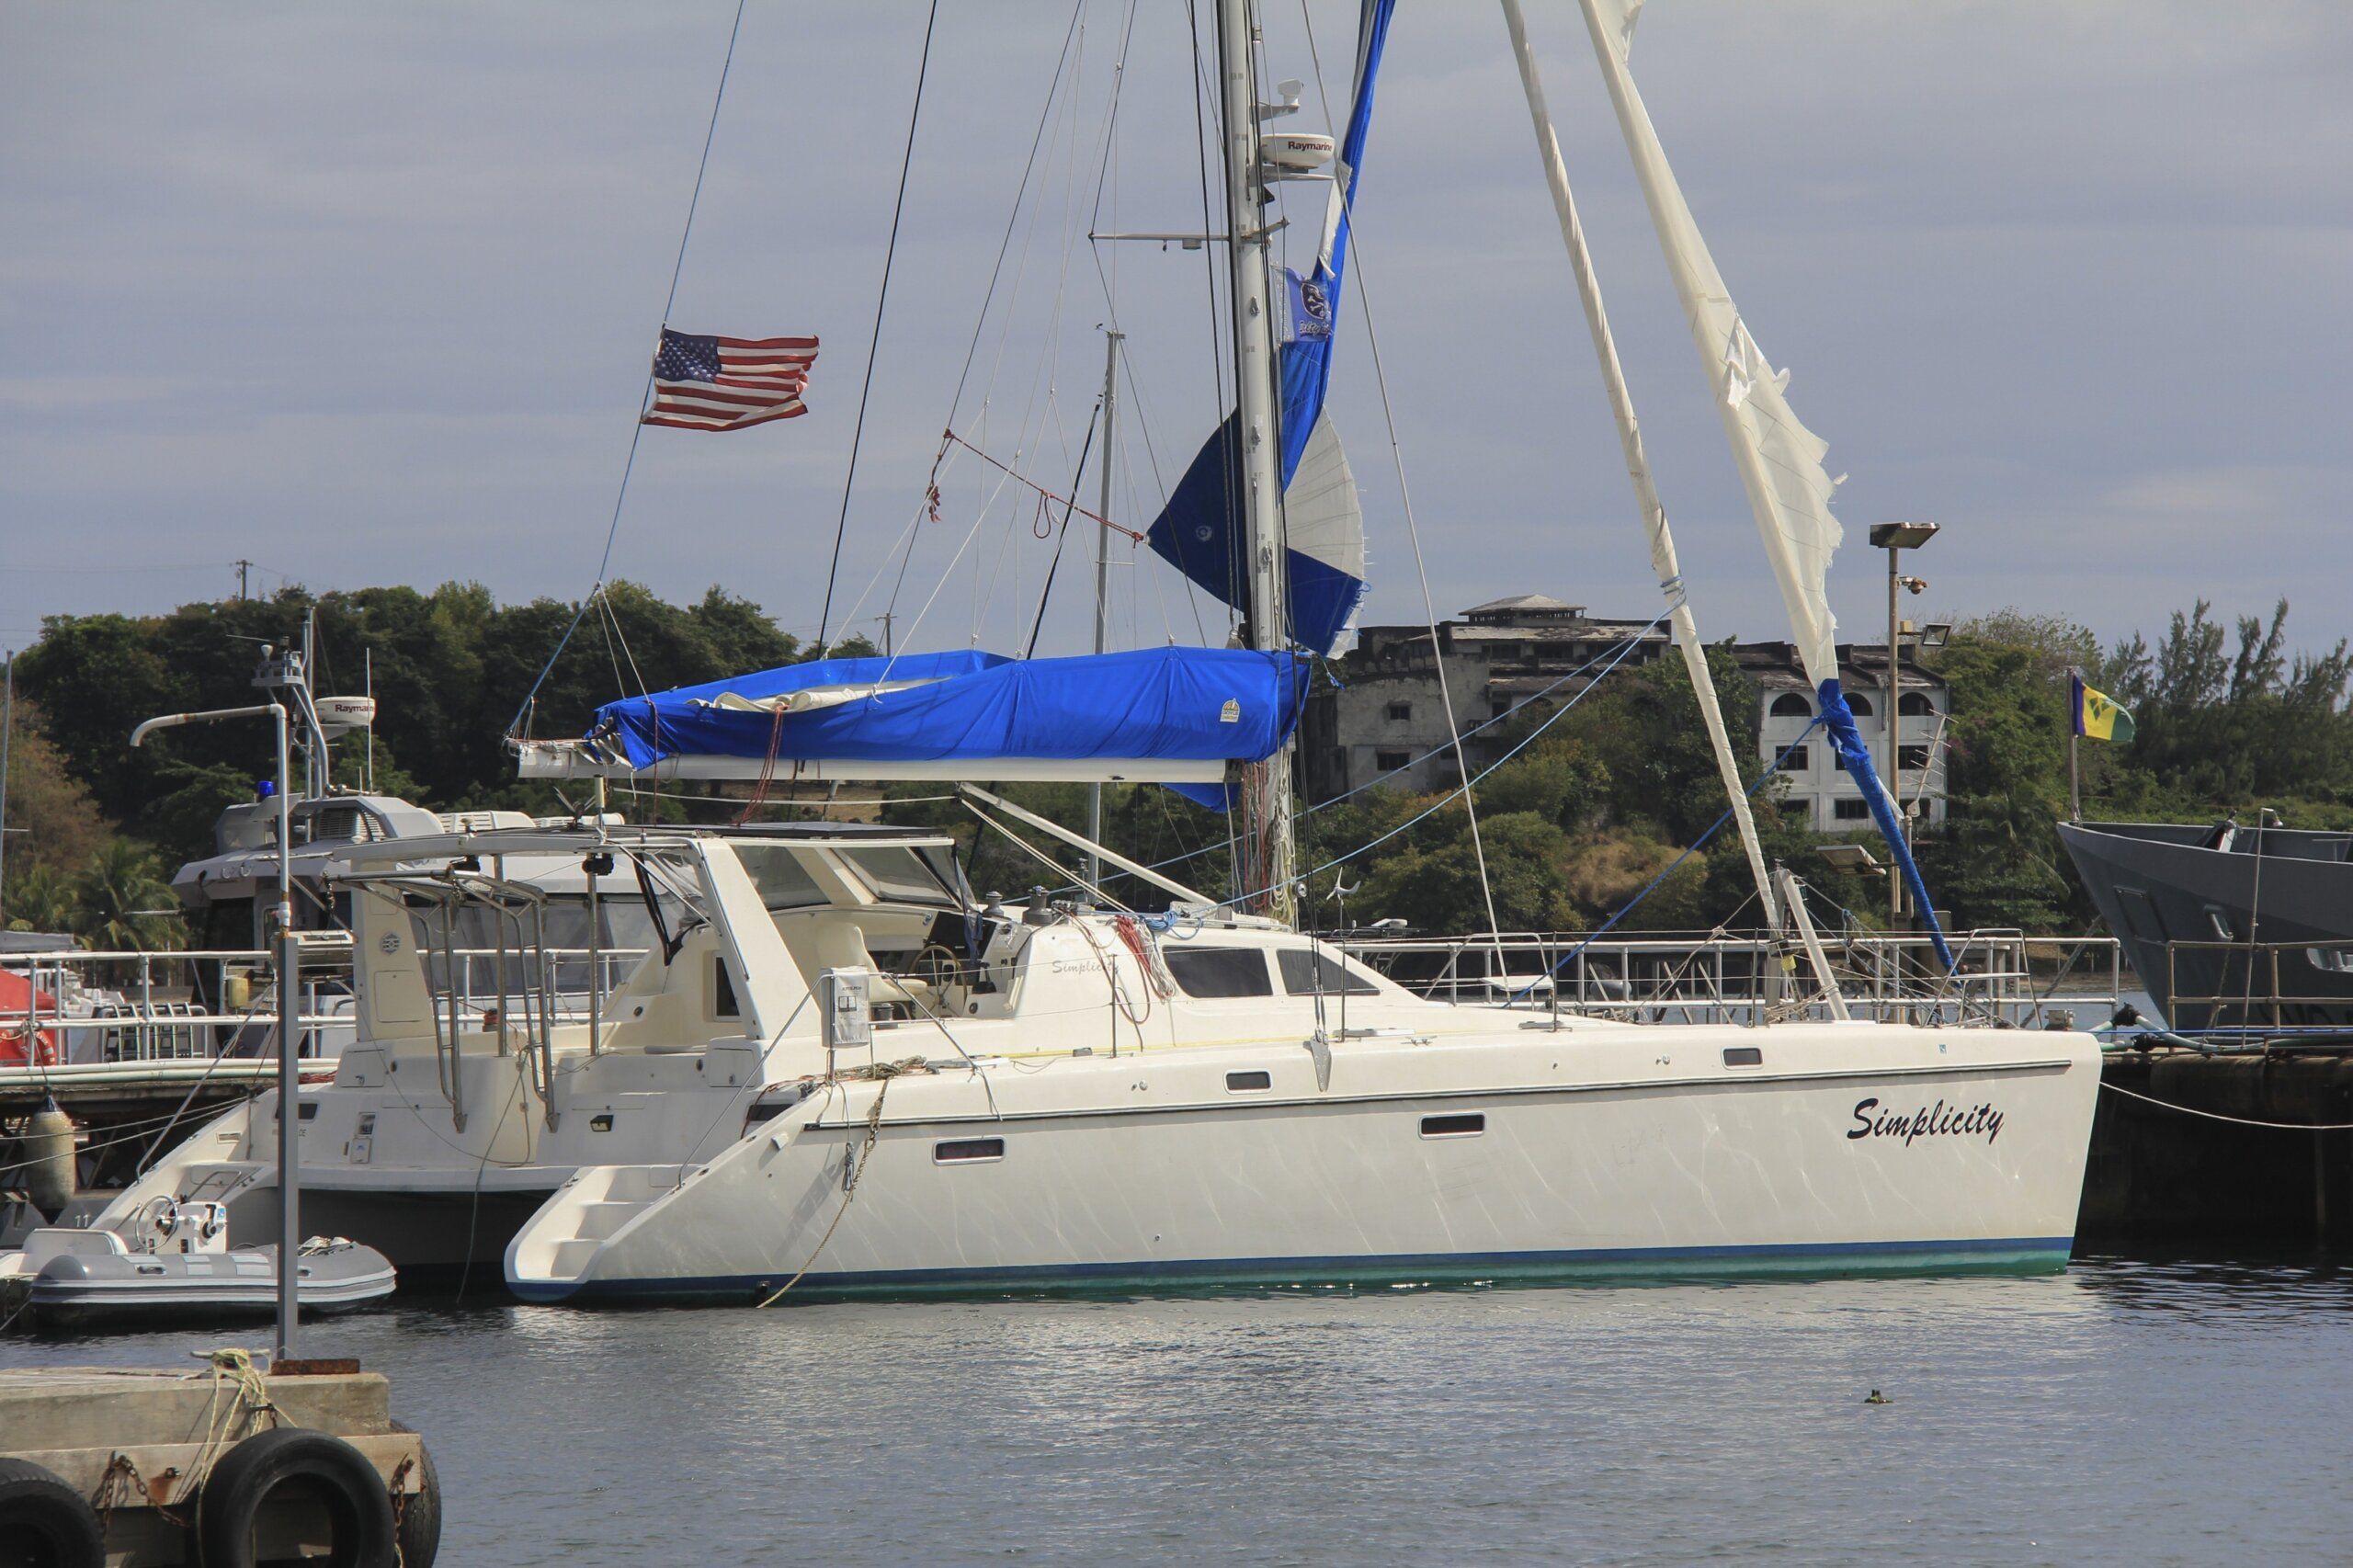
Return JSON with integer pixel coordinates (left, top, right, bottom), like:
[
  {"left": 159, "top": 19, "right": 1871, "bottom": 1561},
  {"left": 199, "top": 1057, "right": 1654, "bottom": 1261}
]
[
  {"left": 71, "top": 840, "right": 185, "bottom": 961},
  {"left": 4, "top": 863, "right": 75, "bottom": 935}
]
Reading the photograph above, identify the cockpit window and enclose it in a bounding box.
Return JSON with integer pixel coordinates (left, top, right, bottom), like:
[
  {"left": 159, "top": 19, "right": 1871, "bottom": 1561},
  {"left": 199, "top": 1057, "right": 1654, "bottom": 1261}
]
[
  {"left": 839, "top": 846, "right": 956, "bottom": 906},
  {"left": 1277, "top": 948, "right": 1379, "bottom": 996},
  {"left": 1163, "top": 946, "right": 1274, "bottom": 999},
  {"left": 733, "top": 845, "right": 829, "bottom": 912},
  {"left": 292, "top": 806, "right": 376, "bottom": 846}
]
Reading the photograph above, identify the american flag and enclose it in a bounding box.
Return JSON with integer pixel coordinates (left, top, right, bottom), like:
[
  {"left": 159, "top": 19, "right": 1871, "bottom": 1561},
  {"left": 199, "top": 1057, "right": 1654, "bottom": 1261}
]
[{"left": 641, "top": 327, "right": 818, "bottom": 432}]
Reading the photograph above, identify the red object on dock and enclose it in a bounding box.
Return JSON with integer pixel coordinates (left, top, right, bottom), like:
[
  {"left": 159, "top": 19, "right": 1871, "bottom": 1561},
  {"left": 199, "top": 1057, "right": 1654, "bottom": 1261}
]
[{"left": 0, "top": 970, "right": 61, "bottom": 1066}]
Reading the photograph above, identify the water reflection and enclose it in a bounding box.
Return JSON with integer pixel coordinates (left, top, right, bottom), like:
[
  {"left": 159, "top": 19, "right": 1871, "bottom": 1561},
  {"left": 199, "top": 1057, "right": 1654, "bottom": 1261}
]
[{"left": 6, "top": 1254, "right": 2348, "bottom": 1563}]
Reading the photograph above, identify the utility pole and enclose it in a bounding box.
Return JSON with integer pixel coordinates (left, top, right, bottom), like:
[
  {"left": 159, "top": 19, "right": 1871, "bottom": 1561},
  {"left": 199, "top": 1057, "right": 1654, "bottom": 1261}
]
[
  {"left": 131, "top": 697, "right": 299, "bottom": 1358},
  {"left": 1869, "top": 522, "right": 1938, "bottom": 925},
  {"left": 0, "top": 651, "right": 13, "bottom": 925},
  {"left": 1086, "top": 328, "right": 1123, "bottom": 894},
  {"left": 1216, "top": 0, "right": 1296, "bottom": 925},
  {"left": 235, "top": 559, "right": 252, "bottom": 601}
]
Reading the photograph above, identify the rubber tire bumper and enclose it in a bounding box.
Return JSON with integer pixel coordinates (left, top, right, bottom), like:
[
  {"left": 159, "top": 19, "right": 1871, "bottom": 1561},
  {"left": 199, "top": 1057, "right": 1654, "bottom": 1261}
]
[
  {"left": 195, "top": 1426, "right": 398, "bottom": 1568},
  {"left": 0, "top": 1457, "right": 107, "bottom": 1568},
  {"left": 391, "top": 1420, "right": 443, "bottom": 1568}
]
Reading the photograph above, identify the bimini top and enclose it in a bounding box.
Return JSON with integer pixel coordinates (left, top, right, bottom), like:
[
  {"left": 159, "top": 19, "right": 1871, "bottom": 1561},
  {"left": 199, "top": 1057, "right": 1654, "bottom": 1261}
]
[{"left": 515, "top": 647, "right": 1306, "bottom": 790}]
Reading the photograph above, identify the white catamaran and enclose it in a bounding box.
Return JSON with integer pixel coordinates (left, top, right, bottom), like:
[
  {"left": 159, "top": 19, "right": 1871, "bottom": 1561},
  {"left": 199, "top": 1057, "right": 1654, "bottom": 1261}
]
[{"left": 83, "top": 0, "right": 2098, "bottom": 1303}]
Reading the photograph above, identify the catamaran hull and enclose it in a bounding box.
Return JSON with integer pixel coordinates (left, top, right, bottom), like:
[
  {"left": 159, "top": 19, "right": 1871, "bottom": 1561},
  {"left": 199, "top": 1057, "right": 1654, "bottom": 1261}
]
[{"left": 510, "top": 1028, "right": 2101, "bottom": 1303}]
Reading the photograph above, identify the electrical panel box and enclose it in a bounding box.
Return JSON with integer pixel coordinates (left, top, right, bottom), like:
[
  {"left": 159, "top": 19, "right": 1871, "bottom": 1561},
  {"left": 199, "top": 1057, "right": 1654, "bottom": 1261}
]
[{"left": 819, "top": 967, "right": 873, "bottom": 1054}]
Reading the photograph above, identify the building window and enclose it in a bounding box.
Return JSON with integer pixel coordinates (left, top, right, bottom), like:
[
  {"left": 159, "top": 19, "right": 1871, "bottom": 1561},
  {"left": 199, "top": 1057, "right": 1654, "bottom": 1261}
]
[
  {"left": 1779, "top": 745, "right": 1810, "bottom": 773},
  {"left": 1768, "top": 693, "right": 1813, "bottom": 719},
  {"left": 1831, "top": 750, "right": 1847, "bottom": 772},
  {"left": 1844, "top": 693, "right": 1874, "bottom": 718},
  {"left": 1490, "top": 697, "right": 1512, "bottom": 720},
  {"left": 1899, "top": 744, "right": 1933, "bottom": 772},
  {"left": 1898, "top": 691, "right": 1936, "bottom": 717},
  {"left": 1834, "top": 799, "right": 1872, "bottom": 821},
  {"left": 1375, "top": 749, "right": 1412, "bottom": 773},
  {"left": 1385, "top": 700, "right": 1413, "bottom": 722}
]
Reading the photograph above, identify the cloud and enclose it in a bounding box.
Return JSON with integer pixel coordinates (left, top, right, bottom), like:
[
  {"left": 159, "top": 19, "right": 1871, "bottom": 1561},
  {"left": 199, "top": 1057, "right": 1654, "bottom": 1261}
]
[{"left": 0, "top": 0, "right": 2345, "bottom": 667}]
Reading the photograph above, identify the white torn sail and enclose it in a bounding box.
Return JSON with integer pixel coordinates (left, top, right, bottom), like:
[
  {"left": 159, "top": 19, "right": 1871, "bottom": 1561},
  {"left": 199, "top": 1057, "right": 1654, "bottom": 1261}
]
[{"left": 1573, "top": 0, "right": 1841, "bottom": 689}]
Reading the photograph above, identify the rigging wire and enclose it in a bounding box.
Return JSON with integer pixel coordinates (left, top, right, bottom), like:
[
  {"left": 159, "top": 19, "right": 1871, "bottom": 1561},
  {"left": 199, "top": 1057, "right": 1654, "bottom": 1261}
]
[
  {"left": 1506, "top": 716, "right": 1828, "bottom": 1005},
  {"left": 942, "top": 0, "right": 1088, "bottom": 429},
  {"left": 814, "top": 0, "right": 943, "bottom": 653},
  {"left": 1022, "top": 397, "right": 1108, "bottom": 657},
  {"left": 1296, "top": 2, "right": 1506, "bottom": 957},
  {"left": 507, "top": 0, "right": 748, "bottom": 735}
]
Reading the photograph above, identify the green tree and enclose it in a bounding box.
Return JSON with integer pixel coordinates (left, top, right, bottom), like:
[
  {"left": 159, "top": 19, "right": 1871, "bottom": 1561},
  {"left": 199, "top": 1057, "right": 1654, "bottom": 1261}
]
[
  {"left": 69, "top": 840, "right": 185, "bottom": 960},
  {"left": 6, "top": 864, "right": 76, "bottom": 935}
]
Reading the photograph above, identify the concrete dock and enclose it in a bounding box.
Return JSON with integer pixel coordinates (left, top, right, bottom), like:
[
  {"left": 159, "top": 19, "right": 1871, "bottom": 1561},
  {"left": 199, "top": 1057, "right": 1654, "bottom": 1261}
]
[
  {"left": 0, "top": 1359, "right": 435, "bottom": 1565},
  {"left": 2080, "top": 1046, "right": 2353, "bottom": 1244}
]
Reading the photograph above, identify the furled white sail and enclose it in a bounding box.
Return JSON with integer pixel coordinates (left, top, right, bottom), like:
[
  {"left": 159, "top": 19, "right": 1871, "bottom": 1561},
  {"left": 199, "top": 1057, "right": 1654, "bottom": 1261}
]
[
  {"left": 1573, "top": 0, "right": 1840, "bottom": 690},
  {"left": 1283, "top": 414, "right": 1369, "bottom": 653}
]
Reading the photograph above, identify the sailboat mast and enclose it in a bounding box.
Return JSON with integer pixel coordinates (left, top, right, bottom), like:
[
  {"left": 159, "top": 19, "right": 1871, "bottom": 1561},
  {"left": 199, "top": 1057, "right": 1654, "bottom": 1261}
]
[
  {"left": 1215, "top": 0, "right": 1297, "bottom": 923},
  {"left": 1086, "top": 326, "right": 1123, "bottom": 892},
  {"left": 1497, "top": 0, "right": 1779, "bottom": 933}
]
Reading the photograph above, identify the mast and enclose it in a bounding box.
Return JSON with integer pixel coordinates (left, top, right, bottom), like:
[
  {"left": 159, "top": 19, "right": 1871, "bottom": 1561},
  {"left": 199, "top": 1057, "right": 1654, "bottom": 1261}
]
[
  {"left": 1497, "top": 0, "right": 1779, "bottom": 932},
  {"left": 1215, "top": 0, "right": 1297, "bottom": 924},
  {"left": 1086, "top": 326, "right": 1123, "bottom": 893}
]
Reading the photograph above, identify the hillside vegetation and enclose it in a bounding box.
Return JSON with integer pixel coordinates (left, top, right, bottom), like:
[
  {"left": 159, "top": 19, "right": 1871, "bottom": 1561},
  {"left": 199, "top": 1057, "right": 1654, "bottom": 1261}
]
[{"left": 3, "top": 585, "right": 2342, "bottom": 944}]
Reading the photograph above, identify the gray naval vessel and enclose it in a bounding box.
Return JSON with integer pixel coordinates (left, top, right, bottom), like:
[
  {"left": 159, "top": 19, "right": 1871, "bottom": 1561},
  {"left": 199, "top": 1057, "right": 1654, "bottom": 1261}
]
[{"left": 2058, "top": 817, "right": 2353, "bottom": 1032}]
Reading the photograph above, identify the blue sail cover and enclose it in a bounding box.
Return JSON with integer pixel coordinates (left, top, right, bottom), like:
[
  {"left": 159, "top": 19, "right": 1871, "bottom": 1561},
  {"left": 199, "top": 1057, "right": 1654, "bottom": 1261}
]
[
  {"left": 1817, "top": 678, "right": 1956, "bottom": 971},
  {"left": 1146, "top": 0, "right": 1395, "bottom": 658},
  {"left": 584, "top": 647, "right": 1306, "bottom": 788}
]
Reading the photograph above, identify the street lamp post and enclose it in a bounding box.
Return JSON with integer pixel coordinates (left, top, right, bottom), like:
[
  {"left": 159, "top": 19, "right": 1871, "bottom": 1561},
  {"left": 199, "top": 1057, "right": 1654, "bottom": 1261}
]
[
  {"left": 1868, "top": 522, "right": 1938, "bottom": 926},
  {"left": 131, "top": 699, "right": 298, "bottom": 1360}
]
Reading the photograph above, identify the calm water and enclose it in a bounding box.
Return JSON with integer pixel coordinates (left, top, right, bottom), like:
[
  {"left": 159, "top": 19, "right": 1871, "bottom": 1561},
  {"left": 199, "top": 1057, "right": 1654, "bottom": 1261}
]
[{"left": 7, "top": 1254, "right": 2348, "bottom": 1564}]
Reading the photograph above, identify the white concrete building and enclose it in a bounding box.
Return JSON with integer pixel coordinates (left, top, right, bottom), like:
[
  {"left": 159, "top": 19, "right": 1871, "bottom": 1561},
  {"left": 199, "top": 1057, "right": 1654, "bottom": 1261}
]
[{"left": 1302, "top": 598, "right": 1949, "bottom": 835}]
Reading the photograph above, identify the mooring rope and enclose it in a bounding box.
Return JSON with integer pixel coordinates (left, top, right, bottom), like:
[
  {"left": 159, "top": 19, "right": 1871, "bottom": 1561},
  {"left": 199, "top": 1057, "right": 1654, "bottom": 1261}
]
[
  {"left": 755, "top": 1062, "right": 923, "bottom": 1307},
  {"left": 2098, "top": 1077, "right": 2353, "bottom": 1132}
]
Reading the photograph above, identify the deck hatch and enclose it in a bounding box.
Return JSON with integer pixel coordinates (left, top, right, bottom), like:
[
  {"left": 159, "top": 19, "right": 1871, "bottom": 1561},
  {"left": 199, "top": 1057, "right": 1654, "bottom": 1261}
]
[{"left": 1419, "top": 1113, "right": 1485, "bottom": 1138}]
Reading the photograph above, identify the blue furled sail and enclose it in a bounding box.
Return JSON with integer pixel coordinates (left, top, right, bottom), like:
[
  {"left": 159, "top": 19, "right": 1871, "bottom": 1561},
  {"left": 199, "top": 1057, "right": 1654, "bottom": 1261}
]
[
  {"left": 1146, "top": 0, "right": 1396, "bottom": 658},
  {"left": 1574, "top": 0, "right": 1955, "bottom": 969},
  {"left": 549, "top": 648, "right": 1306, "bottom": 798}
]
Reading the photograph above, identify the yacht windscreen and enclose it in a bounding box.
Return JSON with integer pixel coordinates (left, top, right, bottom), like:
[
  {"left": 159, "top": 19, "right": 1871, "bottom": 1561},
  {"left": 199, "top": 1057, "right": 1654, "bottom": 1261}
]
[
  {"left": 839, "top": 846, "right": 960, "bottom": 906},
  {"left": 733, "top": 845, "right": 829, "bottom": 912}
]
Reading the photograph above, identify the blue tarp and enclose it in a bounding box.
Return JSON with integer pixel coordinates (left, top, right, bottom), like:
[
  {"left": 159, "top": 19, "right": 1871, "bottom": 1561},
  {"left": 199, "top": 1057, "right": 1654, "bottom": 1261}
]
[{"left": 585, "top": 647, "right": 1308, "bottom": 790}]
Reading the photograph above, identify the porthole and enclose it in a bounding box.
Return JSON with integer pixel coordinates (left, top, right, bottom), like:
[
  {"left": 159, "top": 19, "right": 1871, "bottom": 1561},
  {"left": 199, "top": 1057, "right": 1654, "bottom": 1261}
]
[
  {"left": 1722, "top": 1046, "right": 1763, "bottom": 1067},
  {"left": 1419, "top": 1113, "right": 1484, "bottom": 1138},
  {"left": 935, "top": 1137, "right": 1006, "bottom": 1165},
  {"left": 1226, "top": 1070, "right": 1273, "bottom": 1092}
]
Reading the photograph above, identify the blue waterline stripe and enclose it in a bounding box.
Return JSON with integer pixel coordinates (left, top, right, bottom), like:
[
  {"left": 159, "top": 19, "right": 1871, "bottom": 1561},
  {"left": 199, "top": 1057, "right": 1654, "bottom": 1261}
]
[{"left": 512, "top": 1235, "right": 2074, "bottom": 1303}]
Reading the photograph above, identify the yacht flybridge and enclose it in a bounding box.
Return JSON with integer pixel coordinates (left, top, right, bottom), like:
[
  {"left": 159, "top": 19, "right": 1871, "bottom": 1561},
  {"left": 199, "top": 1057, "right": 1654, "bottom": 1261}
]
[{"left": 85, "top": 819, "right": 2097, "bottom": 1301}]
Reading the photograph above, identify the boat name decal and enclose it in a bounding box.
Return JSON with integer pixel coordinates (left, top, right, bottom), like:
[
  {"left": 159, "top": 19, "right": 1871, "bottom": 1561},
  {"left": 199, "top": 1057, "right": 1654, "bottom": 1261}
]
[{"left": 1847, "top": 1096, "right": 2004, "bottom": 1146}]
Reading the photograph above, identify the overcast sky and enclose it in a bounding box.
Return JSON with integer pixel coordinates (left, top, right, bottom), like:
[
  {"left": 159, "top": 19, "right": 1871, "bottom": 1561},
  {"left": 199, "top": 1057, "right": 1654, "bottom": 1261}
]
[{"left": 3, "top": 2, "right": 2347, "bottom": 673}]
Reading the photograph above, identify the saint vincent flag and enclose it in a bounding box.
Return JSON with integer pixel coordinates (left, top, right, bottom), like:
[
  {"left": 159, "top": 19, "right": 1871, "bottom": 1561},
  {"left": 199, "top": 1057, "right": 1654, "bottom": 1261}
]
[{"left": 2072, "top": 671, "right": 2136, "bottom": 743}]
